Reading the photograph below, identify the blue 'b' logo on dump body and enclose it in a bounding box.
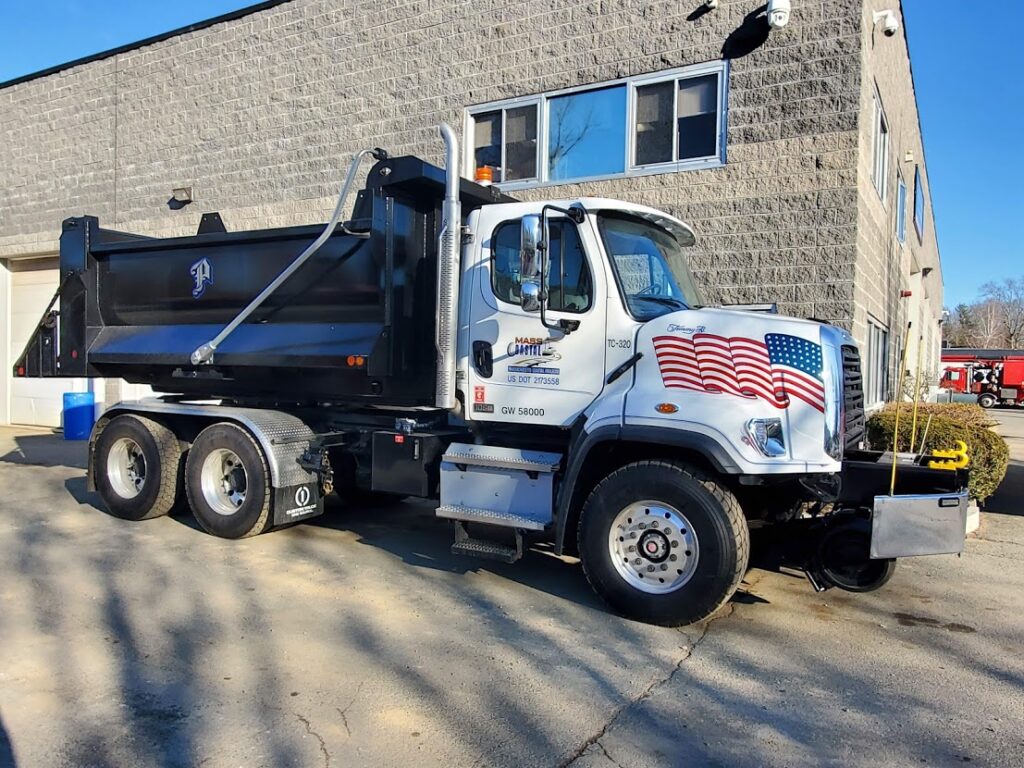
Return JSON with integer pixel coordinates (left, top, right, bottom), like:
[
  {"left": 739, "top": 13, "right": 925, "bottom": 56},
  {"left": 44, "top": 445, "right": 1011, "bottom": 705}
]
[{"left": 190, "top": 257, "right": 212, "bottom": 298}]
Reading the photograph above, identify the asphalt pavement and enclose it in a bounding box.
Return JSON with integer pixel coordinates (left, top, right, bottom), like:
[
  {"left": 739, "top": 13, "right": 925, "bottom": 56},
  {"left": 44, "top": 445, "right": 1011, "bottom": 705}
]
[{"left": 0, "top": 414, "right": 1022, "bottom": 768}]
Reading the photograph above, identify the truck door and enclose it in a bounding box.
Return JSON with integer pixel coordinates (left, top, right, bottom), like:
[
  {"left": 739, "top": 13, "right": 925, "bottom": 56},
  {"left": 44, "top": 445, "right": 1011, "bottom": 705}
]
[{"left": 464, "top": 209, "right": 608, "bottom": 426}]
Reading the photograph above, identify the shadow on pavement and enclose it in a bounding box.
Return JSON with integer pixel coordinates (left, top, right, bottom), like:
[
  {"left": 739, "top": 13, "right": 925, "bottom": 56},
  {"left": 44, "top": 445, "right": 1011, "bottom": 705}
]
[
  {"left": 309, "top": 498, "right": 610, "bottom": 613},
  {"left": 0, "top": 432, "right": 87, "bottom": 470},
  {"left": 0, "top": 709, "right": 16, "bottom": 768},
  {"left": 986, "top": 460, "right": 1023, "bottom": 516}
]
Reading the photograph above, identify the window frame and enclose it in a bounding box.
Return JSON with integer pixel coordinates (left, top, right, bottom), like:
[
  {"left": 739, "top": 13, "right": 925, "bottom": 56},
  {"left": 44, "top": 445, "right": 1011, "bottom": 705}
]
[
  {"left": 864, "top": 318, "right": 890, "bottom": 407},
  {"left": 464, "top": 60, "right": 728, "bottom": 191},
  {"left": 871, "top": 89, "right": 890, "bottom": 203},
  {"left": 913, "top": 166, "right": 925, "bottom": 242},
  {"left": 488, "top": 217, "right": 593, "bottom": 315},
  {"left": 895, "top": 169, "right": 907, "bottom": 244},
  {"left": 469, "top": 98, "right": 543, "bottom": 184}
]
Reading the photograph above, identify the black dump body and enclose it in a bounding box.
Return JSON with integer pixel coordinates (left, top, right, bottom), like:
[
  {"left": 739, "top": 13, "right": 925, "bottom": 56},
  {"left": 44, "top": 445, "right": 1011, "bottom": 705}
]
[{"left": 15, "top": 157, "right": 512, "bottom": 405}]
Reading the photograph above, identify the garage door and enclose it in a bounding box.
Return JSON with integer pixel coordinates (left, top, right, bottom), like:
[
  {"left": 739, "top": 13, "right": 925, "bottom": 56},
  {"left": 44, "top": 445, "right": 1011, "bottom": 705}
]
[{"left": 8, "top": 258, "right": 86, "bottom": 427}]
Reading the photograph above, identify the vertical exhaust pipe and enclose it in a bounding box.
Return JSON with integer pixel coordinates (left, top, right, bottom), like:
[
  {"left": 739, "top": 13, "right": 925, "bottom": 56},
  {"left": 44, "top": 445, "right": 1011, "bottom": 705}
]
[{"left": 435, "top": 123, "right": 461, "bottom": 410}]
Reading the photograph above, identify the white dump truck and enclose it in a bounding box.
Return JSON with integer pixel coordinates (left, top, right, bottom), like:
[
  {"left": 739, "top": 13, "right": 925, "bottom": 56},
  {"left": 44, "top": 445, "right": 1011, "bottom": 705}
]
[{"left": 16, "top": 125, "right": 968, "bottom": 626}]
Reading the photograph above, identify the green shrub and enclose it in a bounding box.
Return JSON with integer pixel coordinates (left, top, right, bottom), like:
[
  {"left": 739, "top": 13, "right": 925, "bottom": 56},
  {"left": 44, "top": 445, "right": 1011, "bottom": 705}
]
[
  {"left": 873, "top": 402, "right": 997, "bottom": 429},
  {"left": 866, "top": 407, "right": 1009, "bottom": 502}
]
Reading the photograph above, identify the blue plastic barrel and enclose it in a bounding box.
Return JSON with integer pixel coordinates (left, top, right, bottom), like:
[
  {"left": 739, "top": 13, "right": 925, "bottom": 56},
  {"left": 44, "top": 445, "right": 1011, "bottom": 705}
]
[{"left": 63, "top": 392, "right": 96, "bottom": 441}]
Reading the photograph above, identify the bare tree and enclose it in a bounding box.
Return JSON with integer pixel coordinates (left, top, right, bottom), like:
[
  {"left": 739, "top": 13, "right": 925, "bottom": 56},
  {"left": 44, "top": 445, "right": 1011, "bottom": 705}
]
[
  {"left": 981, "top": 277, "right": 1024, "bottom": 347},
  {"left": 547, "top": 99, "right": 595, "bottom": 173},
  {"left": 972, "top": 299, "right": 1007, "bottom": 348}
]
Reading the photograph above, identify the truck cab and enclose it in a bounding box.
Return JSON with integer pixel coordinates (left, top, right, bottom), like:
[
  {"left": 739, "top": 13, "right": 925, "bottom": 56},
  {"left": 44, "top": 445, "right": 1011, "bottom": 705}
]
[{"left": 461, "top": 198, "right": 851, "bottom": 476}]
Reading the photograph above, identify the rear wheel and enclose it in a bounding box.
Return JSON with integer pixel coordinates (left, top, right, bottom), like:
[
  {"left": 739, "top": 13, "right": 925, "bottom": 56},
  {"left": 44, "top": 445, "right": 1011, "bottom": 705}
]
[
  {"left": 94, "top": 415, "right": 183, "bottom": 521},
  {"left": 578, "top": 460, "right": 749, "bottom": 626},
  {"left": 185, "top": 423, "right": 272, "bottom": 539},
  {"left": 978, "top": 393, "right": 998, "bottom": 409}
]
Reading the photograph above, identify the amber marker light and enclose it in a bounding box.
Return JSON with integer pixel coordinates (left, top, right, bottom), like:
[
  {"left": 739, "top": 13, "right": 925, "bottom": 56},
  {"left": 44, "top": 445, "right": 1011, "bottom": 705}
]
[
  {"left": 655, "top": 403, "right": 678, "bottom": 414},
  {"left": 475, "top": 166, "right": 494, "bottom": 184}
]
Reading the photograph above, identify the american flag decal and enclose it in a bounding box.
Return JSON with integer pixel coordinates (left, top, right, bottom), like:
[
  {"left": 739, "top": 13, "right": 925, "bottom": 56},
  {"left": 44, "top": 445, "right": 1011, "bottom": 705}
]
[{"left": 652, "top": 332, "right": 825, "bottom": 412}]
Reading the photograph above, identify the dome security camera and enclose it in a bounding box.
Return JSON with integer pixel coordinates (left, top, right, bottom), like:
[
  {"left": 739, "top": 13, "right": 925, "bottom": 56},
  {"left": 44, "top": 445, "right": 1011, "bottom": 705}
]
[
  {"left": 873, "top": 9, "right": 900, "bottom": 37},
  {"left": 767, "top": 0, "right": 791, "bottom": 29}
]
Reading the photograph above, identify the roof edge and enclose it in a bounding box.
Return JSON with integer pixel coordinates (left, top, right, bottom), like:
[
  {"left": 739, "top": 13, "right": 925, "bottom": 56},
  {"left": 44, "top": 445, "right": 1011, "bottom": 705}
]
[{"left": 0, "top": 0, "right": 292, "bottom": 90}]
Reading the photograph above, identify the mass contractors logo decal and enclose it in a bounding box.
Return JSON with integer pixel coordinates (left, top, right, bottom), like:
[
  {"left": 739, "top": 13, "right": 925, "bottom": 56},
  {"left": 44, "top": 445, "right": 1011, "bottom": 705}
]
[
  {"left": 652, "top": 332, "right": 825, "bottom": 412},
  {"left": 507, "top": 337, "right": 561, "bottom": 376}
]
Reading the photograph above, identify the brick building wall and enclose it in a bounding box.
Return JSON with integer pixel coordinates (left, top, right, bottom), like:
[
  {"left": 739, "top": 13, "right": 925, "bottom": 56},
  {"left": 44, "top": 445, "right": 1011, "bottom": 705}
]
[{"left": 0, "top": 0, "right": 942, "bottom": 422}]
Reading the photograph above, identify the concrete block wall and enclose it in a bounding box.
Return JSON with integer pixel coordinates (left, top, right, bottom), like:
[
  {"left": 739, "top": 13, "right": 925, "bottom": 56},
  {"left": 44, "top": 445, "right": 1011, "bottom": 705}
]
[
  {"left": 853, "top": 1, "right": 942, "bottom": 390},
  {"left": 1, "top": 0, "right": 865, "bottom": 326},
  {"left": 0, "top": 0, "right": 941, "bottom": 355}
]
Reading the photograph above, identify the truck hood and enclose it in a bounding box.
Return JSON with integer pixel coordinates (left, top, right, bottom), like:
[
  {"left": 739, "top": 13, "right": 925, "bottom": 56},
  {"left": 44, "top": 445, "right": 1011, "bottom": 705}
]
[{"left": 624, "top": 307, "right": 849, "bottom": 473}]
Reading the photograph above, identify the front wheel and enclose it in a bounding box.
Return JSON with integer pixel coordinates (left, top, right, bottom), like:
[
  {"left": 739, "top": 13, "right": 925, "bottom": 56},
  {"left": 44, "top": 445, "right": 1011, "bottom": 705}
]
[{"left": 578, "top": 460, "right": 749, "bottom": 626}]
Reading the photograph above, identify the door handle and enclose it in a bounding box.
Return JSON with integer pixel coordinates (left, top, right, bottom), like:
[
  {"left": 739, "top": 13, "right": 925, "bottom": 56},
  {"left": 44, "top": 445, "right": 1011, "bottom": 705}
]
[{"left": 473, "top": 340, "right": 493, "bottom": 378}]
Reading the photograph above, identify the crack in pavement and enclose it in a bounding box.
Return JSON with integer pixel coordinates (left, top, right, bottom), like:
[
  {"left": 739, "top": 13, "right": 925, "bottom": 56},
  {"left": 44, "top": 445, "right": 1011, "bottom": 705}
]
[
  {"left": 335, "top": 681, "right": 364, "bottom": 739},
  {"left": 557, "top": 579, "right": 759, "bottom": 768},
  {"left": 296, "top": 712, "right": 331, "bottom": 768}
]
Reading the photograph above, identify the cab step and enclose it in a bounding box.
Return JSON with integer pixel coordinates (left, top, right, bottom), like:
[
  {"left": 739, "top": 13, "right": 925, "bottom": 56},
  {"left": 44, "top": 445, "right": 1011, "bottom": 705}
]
[
  {"left": 450, "top": 521, "right": 523, "bottom": 563},
  {"left": 442, "top": 443, "right": 560, "bottom": 473},
  {"left": 438, "top": 443, "right": 561, "bottom": 531},
  {"left": 437, "top": 503, "right": 547, "bottom": 530}
]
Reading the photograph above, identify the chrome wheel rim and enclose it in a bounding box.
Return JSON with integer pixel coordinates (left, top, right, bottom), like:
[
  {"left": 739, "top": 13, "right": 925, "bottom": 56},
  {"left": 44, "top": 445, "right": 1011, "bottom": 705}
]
[
  {"left": 107, "top": 437, "right": 147, "bottom": 499},
  {"left": 608, "top": 501, "right": 699, "bottom": 594},
  {"left": 200, "top": 448, "right": 247, "bottom": 516}
]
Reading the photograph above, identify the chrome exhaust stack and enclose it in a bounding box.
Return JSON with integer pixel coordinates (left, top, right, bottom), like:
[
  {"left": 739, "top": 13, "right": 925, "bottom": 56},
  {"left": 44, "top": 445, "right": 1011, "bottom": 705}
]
[{"left": 435, "top": 123, "right": 462, "bottom": 410}]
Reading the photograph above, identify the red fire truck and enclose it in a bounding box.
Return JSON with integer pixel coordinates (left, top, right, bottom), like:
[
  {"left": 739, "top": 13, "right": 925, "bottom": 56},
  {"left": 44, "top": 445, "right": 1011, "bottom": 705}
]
[{"left": 939, "top": 348, "right": 1024, "bottom": 408}]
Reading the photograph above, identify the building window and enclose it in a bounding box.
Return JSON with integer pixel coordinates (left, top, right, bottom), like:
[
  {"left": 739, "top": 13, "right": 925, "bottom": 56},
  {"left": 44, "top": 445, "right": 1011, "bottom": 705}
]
[
  {"left": 913, "top": 166, "right": 925, "bottom": 240},
  {"left": 467, "top": 61, "right": 727, "bottom": 188},
  {"left": 896, "top": 171, "right": 907, "bottom": 243},
  {"left": 491, "top": 220, "right": 592, "bottom": 313},
  {"left": 548, "top": 85, "right": 627, "bottom": 181},
  {"left": 871, "top": 91, "right": 889, "bottom": 202},
  {"left": 472, "top": 103, "right": 539, "bottom": 183},
  {"left": 865, "top": 320, "right": 890, "bottom": 406}
]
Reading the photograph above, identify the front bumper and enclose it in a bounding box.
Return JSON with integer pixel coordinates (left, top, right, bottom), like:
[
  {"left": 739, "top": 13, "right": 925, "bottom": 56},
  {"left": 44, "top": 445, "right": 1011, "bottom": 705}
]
[
  {"left": 838, "top": 452, "right": 970, "bottom": 560},
  {"left": 870, "top": 491, "right": 968, "bottom": 558}
]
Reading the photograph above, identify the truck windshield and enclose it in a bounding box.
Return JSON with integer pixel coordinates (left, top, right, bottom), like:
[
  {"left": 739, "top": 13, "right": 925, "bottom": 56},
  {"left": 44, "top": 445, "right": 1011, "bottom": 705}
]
[{"left": 597, "top": 213, "right": 704, "bottom": 320}]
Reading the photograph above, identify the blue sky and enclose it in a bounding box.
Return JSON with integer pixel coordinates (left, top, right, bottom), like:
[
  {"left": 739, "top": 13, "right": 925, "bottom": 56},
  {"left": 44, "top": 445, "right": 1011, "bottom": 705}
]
[
  {"left": 0, "top": 1, "right": 1020, "bottom": 309},
  {"left": 903, "top": 0, "right": 1024, "bottom": 306}
]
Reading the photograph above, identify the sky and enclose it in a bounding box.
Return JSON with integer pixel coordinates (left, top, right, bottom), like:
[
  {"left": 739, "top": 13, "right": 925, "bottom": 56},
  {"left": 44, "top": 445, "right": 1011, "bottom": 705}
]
[{"left": 0, "top": 1, "right": 1020, "bottom": 309}]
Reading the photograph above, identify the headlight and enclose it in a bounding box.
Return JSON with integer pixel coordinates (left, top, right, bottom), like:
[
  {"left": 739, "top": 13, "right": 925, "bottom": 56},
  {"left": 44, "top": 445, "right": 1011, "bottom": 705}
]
[{"left": 746, "top": 417, "right": 786, "bottom": 457}]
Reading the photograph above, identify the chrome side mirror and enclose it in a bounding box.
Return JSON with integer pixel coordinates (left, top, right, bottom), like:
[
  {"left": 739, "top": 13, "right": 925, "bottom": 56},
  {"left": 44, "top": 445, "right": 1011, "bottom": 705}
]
[
  {"left": 520, "top": 215, "right": 542, "bottom": 282},
  {"left": 521, "top": 280, "right": 541, "bottom": 312},
  {"left": 519, "top": 214, "right": 544, "bottom": 313}
]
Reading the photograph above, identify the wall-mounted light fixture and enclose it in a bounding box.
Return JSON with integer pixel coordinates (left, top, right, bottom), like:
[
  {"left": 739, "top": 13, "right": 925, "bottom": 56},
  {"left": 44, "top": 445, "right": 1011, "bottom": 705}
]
[{"left": 168, "top": 186, "right": 193, "bottom": 211}]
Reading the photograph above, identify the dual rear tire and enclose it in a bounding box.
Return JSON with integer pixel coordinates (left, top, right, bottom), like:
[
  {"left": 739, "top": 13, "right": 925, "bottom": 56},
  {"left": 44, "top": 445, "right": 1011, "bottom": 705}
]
[{"left": 94, "top": 417, "right": 272, "bottom": 538}]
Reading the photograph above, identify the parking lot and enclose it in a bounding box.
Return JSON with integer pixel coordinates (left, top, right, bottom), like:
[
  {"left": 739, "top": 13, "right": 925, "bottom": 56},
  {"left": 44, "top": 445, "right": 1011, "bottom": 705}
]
[{"left": 1, "top": 412, "right": 1022, "bottom": 768}]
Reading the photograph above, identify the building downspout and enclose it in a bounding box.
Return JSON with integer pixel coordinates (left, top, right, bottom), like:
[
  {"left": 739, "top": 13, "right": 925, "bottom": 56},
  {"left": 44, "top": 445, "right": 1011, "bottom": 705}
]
[{"left": 435, "top": 123, "right": 462, "bottom": 410}]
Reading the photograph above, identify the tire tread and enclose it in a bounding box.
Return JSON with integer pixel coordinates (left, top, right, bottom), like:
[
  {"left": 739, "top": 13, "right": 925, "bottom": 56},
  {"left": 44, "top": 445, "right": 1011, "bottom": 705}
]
[{"left": 577, "top": 459, "right": 749, "bottom": 626}]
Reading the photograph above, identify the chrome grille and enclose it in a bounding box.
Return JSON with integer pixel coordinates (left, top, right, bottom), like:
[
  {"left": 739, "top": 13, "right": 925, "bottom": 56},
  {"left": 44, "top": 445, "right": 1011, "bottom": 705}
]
[{"left": 842, "top": 345, "right": 865, "bottom": 450}]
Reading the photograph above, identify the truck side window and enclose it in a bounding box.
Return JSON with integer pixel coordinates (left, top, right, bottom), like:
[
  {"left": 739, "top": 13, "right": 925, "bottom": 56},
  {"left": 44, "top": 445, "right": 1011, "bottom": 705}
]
[{"left": 491, "top": 220, "right": 592, "bottom": 313}]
